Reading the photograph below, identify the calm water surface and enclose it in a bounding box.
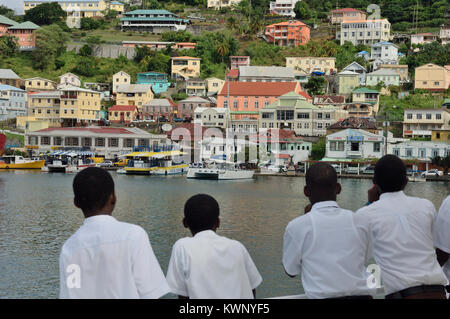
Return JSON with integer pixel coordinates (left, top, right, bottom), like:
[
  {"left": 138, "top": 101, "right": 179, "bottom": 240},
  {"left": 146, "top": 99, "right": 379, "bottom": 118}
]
[{"left": 0, "top": 171, "right": 448, "bottom": 298}]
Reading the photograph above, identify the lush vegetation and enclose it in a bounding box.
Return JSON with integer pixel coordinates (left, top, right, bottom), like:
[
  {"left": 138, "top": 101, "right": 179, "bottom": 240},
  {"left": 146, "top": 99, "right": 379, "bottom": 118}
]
[{"left": 24, "top": 2, "right": 66, "bottom": 26}]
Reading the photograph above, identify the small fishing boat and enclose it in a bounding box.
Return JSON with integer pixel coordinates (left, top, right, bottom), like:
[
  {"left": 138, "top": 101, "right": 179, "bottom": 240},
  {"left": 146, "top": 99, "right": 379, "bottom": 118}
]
[
  {"left": 187, "top": 162, "right": 254, "bottom": 180},
  {"left": 0, "top": 155, "right": 45, "bottom": 169},
  {"left": 123, "top": 150, "right": 189, "bottom": 175}
]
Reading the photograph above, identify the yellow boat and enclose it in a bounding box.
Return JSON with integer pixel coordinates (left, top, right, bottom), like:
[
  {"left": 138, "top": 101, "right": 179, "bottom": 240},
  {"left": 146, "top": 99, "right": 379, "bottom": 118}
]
[
  {"left": 123, "top": 150, "right": 188, "bottom": 175},
  {"left": 0, "top": 155, "right": 45, "bottom": 169}
]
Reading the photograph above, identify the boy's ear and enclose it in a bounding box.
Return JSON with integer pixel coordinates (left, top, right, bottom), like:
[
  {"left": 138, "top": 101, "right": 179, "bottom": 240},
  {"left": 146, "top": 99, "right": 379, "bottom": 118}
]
[
  {"left": 74, "top": 197, "right": 80, "bottom": 209},
  {"left": 216, "top": 217, "right": 220, "bottom": 229},
  {"left": 304, "top": 185, "right": 310, "bottom": 198},
  {"left": 182, "top": 217, "right": 188, "bottom": 229},
  {"left": 336, "top": 183, "right": 342, "bottom": 195},
  {"left": 110, "top": 192, "right": 116, "bottom": 206}
]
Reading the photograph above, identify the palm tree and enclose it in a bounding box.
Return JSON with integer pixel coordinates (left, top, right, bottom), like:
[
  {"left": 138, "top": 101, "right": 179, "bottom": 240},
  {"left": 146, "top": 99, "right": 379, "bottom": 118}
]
[
  {"left": 215, "top": 42, "right": 230, "bottom": 63},
  {"left": 226, "top": 16, "right": 238, "bottom": 31}
]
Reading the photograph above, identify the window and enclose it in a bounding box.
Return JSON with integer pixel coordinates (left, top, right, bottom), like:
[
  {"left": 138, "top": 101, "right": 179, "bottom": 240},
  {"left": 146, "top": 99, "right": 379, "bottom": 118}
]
[
  {"left": 436, "top": 114, "right": 441, "bottom": 120},
  {"left": 426, "top": 114, "right": 431, "bottom": 120},
  {"left": 317, "top": 113, "right": 322, "bottom": 119},
  {"left": 277, "top": 110, "right": 294, "bottom": 121},
  {"left": 317, "top": 123, "right": 323, "bottom": 129},
  {"left": 393, "top": 148, "right": 399, "bottom": 156},
  {"left": 244, "top": 101, "right": 248, "bottom": 108},
  {"left": 262, "top": 113, "right": 273, "bottom": 119},
  {"left": 297, "top": 113, "right": 309, "bottom": 119},
  {"left": 95, "top": 138, "right": 105, "bottom": 147},
  {"left": 82, "top": 138, "right": 92, "bottom": 147},
  {"left": 297, "top": 123, "right": 302, "bottom": 129},
  {"left": 432, "top": 149, "right": 440, "bottom": 157},
  {"left": 325, "top": 113, "right": 330, "bottom": 119},
  {"left": 125, "top": 139, "right": 134, "bottom": 148},
  {"left": 233, "top": 101, "right": 238, "bottom": 109},
  {"left": 108, "top": 138, "right": 119, "bottom": 147},
  {"left": 54, "top": 137, "right": 62, "bottom": 146},
  {"left": 416, "top": 114, "right": 422, "bottom": 119},
  {"left": 405, "top": 148, "right": 413, "bottom": 157},
  {"left": 373, "top": 142, "right": 380, "bottom": 152},
  {"left": 254, "top": 101, "right": 259, "bottom": 109},
  {"left": 223, "top": 100, "right": 228, "bottom": 108},
  {"left": 40, "top": 136, "right": 50, "bottom": 145},
  {"left": 304, "top": 123, "right": 309, "bottom": 129},
  {"left": 407, "top": 113, "right": 412, "bottom": 119}
]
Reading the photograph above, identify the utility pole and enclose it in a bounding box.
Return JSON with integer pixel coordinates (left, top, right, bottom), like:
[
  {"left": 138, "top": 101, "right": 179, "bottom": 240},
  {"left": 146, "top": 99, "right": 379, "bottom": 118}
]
[{"left": 384, "top": 111, "right": 389, "bottom": 156}]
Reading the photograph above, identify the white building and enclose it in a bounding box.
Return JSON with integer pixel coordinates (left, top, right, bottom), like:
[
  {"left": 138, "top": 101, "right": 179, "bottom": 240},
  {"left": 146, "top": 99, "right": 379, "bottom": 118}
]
[
  {"left": 403, "top": 107, "right": 450, "bottom": 138},
  {"left": 440, "top": 25, "right": 450, "bottom": 45},
  {"left": 207, "top": 0, "right": 242, "bottom": 9},
  {"left": 337, "top": 19, "right": 391, "bottom": 46},
  {"left": 59, "top": 72, "right": 81, "bottom": 87},
  {"left": 238, "top": 66, "right": 296, "bottom": 82},
  {"left": 120, "top": 10, "right": 189, "bottom": 33},
  {"left": 0, "top": 84, "right": 27, "bottom": 121},
  {"left": 389, "top": 140, "right": 450, "bottom": 160},
  {"left": 370, "top": 41, "right": 398, "bottom": 70},
  {"left": 269, "top": 0, "right": 300, "bottom": 18},
  {"left": 25, "top": 126, "right": 167, "bottom": 159},
  {"left": 325, "top": 128, "right": 385, "bottom": 160},
  {"left": 194, "top": 107, "right": 230, "bottom": 129},
  {"left": 199, "top": 136, "right": 250, "bottom": 162},
  {"left": 365, "top": 69, "right": 400, "bottom": 87}
]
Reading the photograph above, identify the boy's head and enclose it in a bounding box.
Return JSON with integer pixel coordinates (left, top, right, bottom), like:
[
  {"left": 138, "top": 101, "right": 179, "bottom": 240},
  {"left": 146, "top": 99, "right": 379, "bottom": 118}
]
[
  {"left": 304, "top": 163, "right": 341, "bottom": 205},
  {"left": 183, "top": 194, "right": 220, "bottom": 235},
  {"left": 73, "top": 167, "right": 116, "bottom": 218},
  {"left": 373, "top": 155, "right": 407, "bottom": 193}
]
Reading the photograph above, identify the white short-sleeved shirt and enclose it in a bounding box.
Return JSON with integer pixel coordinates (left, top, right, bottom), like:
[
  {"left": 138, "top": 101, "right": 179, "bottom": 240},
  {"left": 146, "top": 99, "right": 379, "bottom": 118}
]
[
  {"left": 166, "top": 230, "right": 262, "bottom": 299},
  {"left": 356, "top": 191, "right": 448, "bottom": 295},
  {"left": 59, "top": 214, "right": 170, "bottom": 299},
  {"left": 282, "top": 201, "right": 375, "bottom": 299},
  {"left": 433, "top": 195, "right": 450, "bottom": 281}
]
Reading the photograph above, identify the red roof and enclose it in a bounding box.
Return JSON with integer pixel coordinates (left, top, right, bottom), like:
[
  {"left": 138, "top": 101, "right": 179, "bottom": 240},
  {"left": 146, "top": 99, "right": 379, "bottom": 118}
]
[
  {"left": 266, "top": 20, "right": 309, "bottom": 28},
  {"left": 226, "top": 69, "right": 239, "bottom": 78},
  {"left": 35, "top": 127, "right": 135, "bottom": 134},
  {"left": 275, "top": 154, "right": 291, "bottom": 159},
  {"left": 218, "top": 81, "right": 300, "bottom": 97},
  {"left": 109, "top": 105, "right": 138, "bottom": 112},
  {"left": 331, "top": 8, "right": 364, "bottom": 13}
]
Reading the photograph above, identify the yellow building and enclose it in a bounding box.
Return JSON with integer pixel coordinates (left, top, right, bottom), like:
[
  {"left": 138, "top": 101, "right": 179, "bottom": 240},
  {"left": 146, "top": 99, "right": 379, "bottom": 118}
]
[
  {"left": 171, "top": 56, "right": 201, "bottom": 80},
  {"left": 378, "top": 64, "right": 409, "bottom": 82},
  {"left": 186, "top": 78, "right": 206, "bottom": 96},
  {"left": 112, "top": 70, "right": 131, "bottom": 94},
  {"left": 27, "top": 91, "right": 61, "bottom": 127},
  {"left": 414, "top": 63, "right": 450, "bottom": 92},
  {"left": 337, "top": 70, "right": 360, "bottom": 97},
  {"left": 206, "top": 77, "right": 225, "bottom": 95},
  {"left": 108, "top": 105, "right": 139, "bottom": 123},
  {"left": 25, "top": 77, "right": 58, "bottom": 92},
  {"left": 116, "top": 84, "right": 154, "bottom": 110},
  {"left": 432, "top": 130, "right": 450, "bottom": 142},
  {"left": 108, "top": 1, "right": 124, "bottom": 14},
  {"left": 23, "top": 0, "right": 107, "bottom": 28},
  {"left": 286, "top": 56, "right": 336, "bottom": 75},
  {"left": 59, "top": 85, "right": 102, "bottom": 126}
]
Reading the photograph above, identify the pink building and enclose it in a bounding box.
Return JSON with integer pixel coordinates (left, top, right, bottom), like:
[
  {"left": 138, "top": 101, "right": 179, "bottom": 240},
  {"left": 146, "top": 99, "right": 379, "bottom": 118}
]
[
  {"left": 264, "top": 20, "right": 310, "bottom": 47},
  {"left": 0, "top": 15, "right": 39, "bottom": 50},
  {"left": 217, "top": 81, "right": 308, "bottom": 120},
  {"left": 230, "top": 56, "right": 250, "bottom": 70}
]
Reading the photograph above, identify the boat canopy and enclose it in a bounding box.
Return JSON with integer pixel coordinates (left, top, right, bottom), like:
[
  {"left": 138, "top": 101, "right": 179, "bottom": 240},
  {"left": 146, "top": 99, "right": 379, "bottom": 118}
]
[
  {"left": 49, "top": 151, "right": 96, "bottom": 156},
  {"left": 122, "top": 150, "right": 187, "bottom": 158}
]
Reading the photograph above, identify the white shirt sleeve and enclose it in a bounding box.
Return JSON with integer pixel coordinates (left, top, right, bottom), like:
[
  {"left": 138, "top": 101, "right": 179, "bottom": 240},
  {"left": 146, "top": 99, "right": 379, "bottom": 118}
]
[
  {"left": 59, "top": 249, "right": 68, "bottom": 299},
  {"left": 433, "top": 196, "right": 450, "bottom": 254},
  {"left": 166, "top": 241, "right": 189, "bottom": 297},
  {"left": 131, "top": 227, "right": 170, "bottom": 299},
  {"left": 240, "top": 243, "right": 263, "bottom": 290},
  {"left": 282, "top": 221, "right": 306, "bottom": 277},
  {"left": 353, "top": 211, "right": 373, "bottom": 264}
]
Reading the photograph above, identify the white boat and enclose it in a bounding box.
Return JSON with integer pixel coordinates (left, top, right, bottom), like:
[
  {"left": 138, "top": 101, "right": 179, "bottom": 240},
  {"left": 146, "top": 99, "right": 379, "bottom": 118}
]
[
  {"left": 187, "top": 162, "right": 254, "bottom": 180},
  {"left": 122, "top": 150, "right": 189, "bottom": 175}
]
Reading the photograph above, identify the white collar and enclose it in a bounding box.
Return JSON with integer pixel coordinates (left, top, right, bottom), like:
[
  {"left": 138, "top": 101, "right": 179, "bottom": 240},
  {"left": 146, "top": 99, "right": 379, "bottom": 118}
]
[
  {"left": 83, "top": 214, "right": 115, "bottom": 225},
  {"left": 311, "top": 201, "right": 339, "bottom": 211},
  {"left": 379, "top": 190, "right": 406, "bottom": 200},
  {"left": 194, "top": 230, "right": 218, "bottom": 238}
]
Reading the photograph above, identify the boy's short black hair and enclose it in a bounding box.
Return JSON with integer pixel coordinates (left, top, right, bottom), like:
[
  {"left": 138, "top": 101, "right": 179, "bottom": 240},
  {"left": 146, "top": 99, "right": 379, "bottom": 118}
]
[
  {"left": 184, "top": 194, "right": 219, "bottom": 234},
  {"left": 305, "top": 162, "right": 338, "bottom": 194},
  {"left": 73, "top": 167, "right": 115, "bottom": 214},
  {"left": 374, "top": 155, "right": 407, "bottom": 193}
]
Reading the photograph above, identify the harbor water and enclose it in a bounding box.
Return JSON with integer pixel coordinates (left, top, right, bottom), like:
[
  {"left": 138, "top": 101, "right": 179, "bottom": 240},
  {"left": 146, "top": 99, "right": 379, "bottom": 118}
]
[{"left": 0, "top": 171, "right": 448, "bottom": 298}]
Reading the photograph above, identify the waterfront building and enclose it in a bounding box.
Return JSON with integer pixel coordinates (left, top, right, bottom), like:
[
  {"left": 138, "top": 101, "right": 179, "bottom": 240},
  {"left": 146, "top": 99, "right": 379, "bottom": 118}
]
[
  {"left": 378, "top": 64, "right": 409, "bottom": 83},
  {"left": 325, "top": 128, "right": 385, "bottom": 160},
  {"left": 24, "top": 0, "right": 107, "bottom": 28},
  {"left": 198, "top": 136, "right": 249, "bottom": 162},
  {"left": 403, "top": 107, "right": 450, "bottom": 139},
  {"left": 440, "top": 25, "right": 450, "bottom": 45},
  {"left": 328, "top": 8, "right": 366, "bottom": 24},
  {"left": 25, "top": 126, "right": 167, "bottom": 159},
  {"left": 115, "top": 84, "right": 154, "bottom": 110},
  {"left": 370, "top": 42, "right": 398, "bottom": 70},
  {"left": 59, "top": 85, "right": 102, "bottom": 127},
  {"left": 411, "top": 33, "right": 438, "bottom": 45},
  {"left": 336, "top": 19, "right": 391, "bottom": 46},
  {"left": 269, "top": 0, "right": 300, "bottom": 18},
  {"left": 120, "top": 10, "right": 190, "bottom": 33},
  {"left": 171, "top": 56, "right": 201, "bottom": 80},
  {"left": 238, "top": 66, "right": 296, "bottom": 82},
  {"left": 230, "top": 56, "right": 250, "bottom": 70},
  {"left": 414, "top": 63, "right": 450, "bottom": 92},
  {"left": 0, "top": 84, "right": 27, "bottom": 121},
  {"left": 186, "top": 78, "right": 206, "bottom": 96},
  {"left": 59, "top": 72, "right": 81, "bottom": 88},
  {"left": 336, "top": 70, "right": 359, "bottom": 97},
  {"left": 194, "top": 107, "right": 230, "bottom": 129},
  {"left": 264, "top": 20, "right": 311, "bottom": 47},
  {"left": 389, "top": 140, "right": 450, "bottom": 160},
  {"left": 258, "top": 91, "right": 348, "bottom": 136},
  {"left": 205, "top": 77, "right": 225, "bottom": 96},
  {"left": 25, "top": 77, "right": 58, "bottom": 92},
  {"left": 341, "top": 62, "right": 367, "bottom": 85},
  {"left": 177, "top": 96, "right": 211, "bottom": 120},
  {"left": 108, "top": 105, "right": 139, "bottom": 124},
  {"left": 0, "top": 15, "right": 39, "bottom": 50},
  {"left": 217, "top": 81, "right": 307, "bottom": 121},
  {"left": 207, "top": 0, "right": 242, "bottom": 9},
  {"left": 137, "top": 72, "right": 169, "bottom": 94},
  {"left": 326, "top": 117, "right": 379, "bottom": 135},
  {"left": 286, "top": 57, "right": 337, "bottom": 76},
  {"left": 351, "top": 87, "right": 380, "bottom": 115},
  {"left": 142, "top": 98, "right": 177, "bottom": 121},
  {"left": 0, "top": 69, "right": 23, "bottom": 89},
  {"left": 112, "top": 71, "right": 131, "bottom": 94},
  {"left": 365, "top": 69, "right": 400, "bottom": 87}
]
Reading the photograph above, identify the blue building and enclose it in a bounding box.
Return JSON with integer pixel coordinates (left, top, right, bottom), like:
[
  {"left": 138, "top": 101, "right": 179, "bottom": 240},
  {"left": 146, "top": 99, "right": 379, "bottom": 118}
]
[
  {"left": 0, "top": 84, "right": 27, "bottom": 121},
  {"left": 137, "top": 72, "right": 170, "bottom": 94}
]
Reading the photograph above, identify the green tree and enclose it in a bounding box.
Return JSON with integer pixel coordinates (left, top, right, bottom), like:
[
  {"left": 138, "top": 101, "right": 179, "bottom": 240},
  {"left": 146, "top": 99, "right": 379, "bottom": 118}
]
[
  {"left": 72, "top": 57, "right": 98, "bottom": 77},
  {"left": 0, "top": 35, "right": 18, "bottom": 57},
  {"left": 294, "top": 1, "right": 312, "bottom": 20},
  {"left": 311, "top": 138, "right": 325, "bottom": 160},
  {"left": 304, "top": 77, "right": 326, "bottom": 96},
  {"left": 79, "top": 44, "right": 93, "bottom": 57},
  {"left": 32, "top": 24, "right": 70, "bottom": 70},
  {"left": 146, "top": 52, "right": 171, "bottom": 74},
  {"left": 24, "top": 2, "right": 67, "bottom": 26}
]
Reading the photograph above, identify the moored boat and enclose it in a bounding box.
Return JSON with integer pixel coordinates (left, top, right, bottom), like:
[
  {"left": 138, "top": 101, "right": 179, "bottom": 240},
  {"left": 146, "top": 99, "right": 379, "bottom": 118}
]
[
  {"left": 123, "top": 150, "right": 189, "bottom": 175},
  {"left": 187, "top": 162, "right": 254, "bottom": 180},
  {"left": 0, "top": 155, "right": 45, "bottom": 169}
]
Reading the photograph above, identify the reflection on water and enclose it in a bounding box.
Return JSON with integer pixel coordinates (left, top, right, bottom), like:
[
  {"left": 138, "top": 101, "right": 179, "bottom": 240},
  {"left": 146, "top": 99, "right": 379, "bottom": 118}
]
[{"left": 0, "top": 171, "right": 448, "bottom": 298}]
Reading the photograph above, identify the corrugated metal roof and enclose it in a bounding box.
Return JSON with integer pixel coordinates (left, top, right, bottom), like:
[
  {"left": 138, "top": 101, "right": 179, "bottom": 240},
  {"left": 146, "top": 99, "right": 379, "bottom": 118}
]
[{"left": 0, "top": 69, "right": 21, "bottom": 80}]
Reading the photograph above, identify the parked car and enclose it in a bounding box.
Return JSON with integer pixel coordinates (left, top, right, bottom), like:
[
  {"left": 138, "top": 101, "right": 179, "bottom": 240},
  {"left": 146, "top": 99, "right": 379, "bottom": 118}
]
[
  {"left": 362, "top": 165, "right": 375, "bottom": 175},
  {"left": 330, "top": 164, "right": 343, "bottom": 173},
  {"left": 421, "top": 169, "right": 443, "bottom": 177},
  {"left": 266, "top": 165, "right": 287, "bottom": 173},
  {"left": 97, "top": 161, "right": 114, "bottom": 168},
  {"left": 344, "top": 166, "right": 363, "bottom": 174}
]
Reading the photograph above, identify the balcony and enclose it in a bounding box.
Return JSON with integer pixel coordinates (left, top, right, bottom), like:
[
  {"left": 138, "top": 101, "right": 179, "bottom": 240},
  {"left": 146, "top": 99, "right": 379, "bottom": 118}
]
[{"left": 60, "top": 94, "right": 77, "bottom": 99}]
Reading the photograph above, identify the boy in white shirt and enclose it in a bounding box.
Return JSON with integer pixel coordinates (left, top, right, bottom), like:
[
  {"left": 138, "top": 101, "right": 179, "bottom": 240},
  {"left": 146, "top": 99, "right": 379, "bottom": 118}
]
[
  {"left": 59, "top": 167, "right": 170, "bottom": 299},
  {"left": 166, "top": 194, "right": 262, "bottom": 299},
  {"left": 433, "top": 195, "right": 450, "bottom": 296},
  {"left": 282, "top": 162, "right": 374, "bottom": 299}
]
